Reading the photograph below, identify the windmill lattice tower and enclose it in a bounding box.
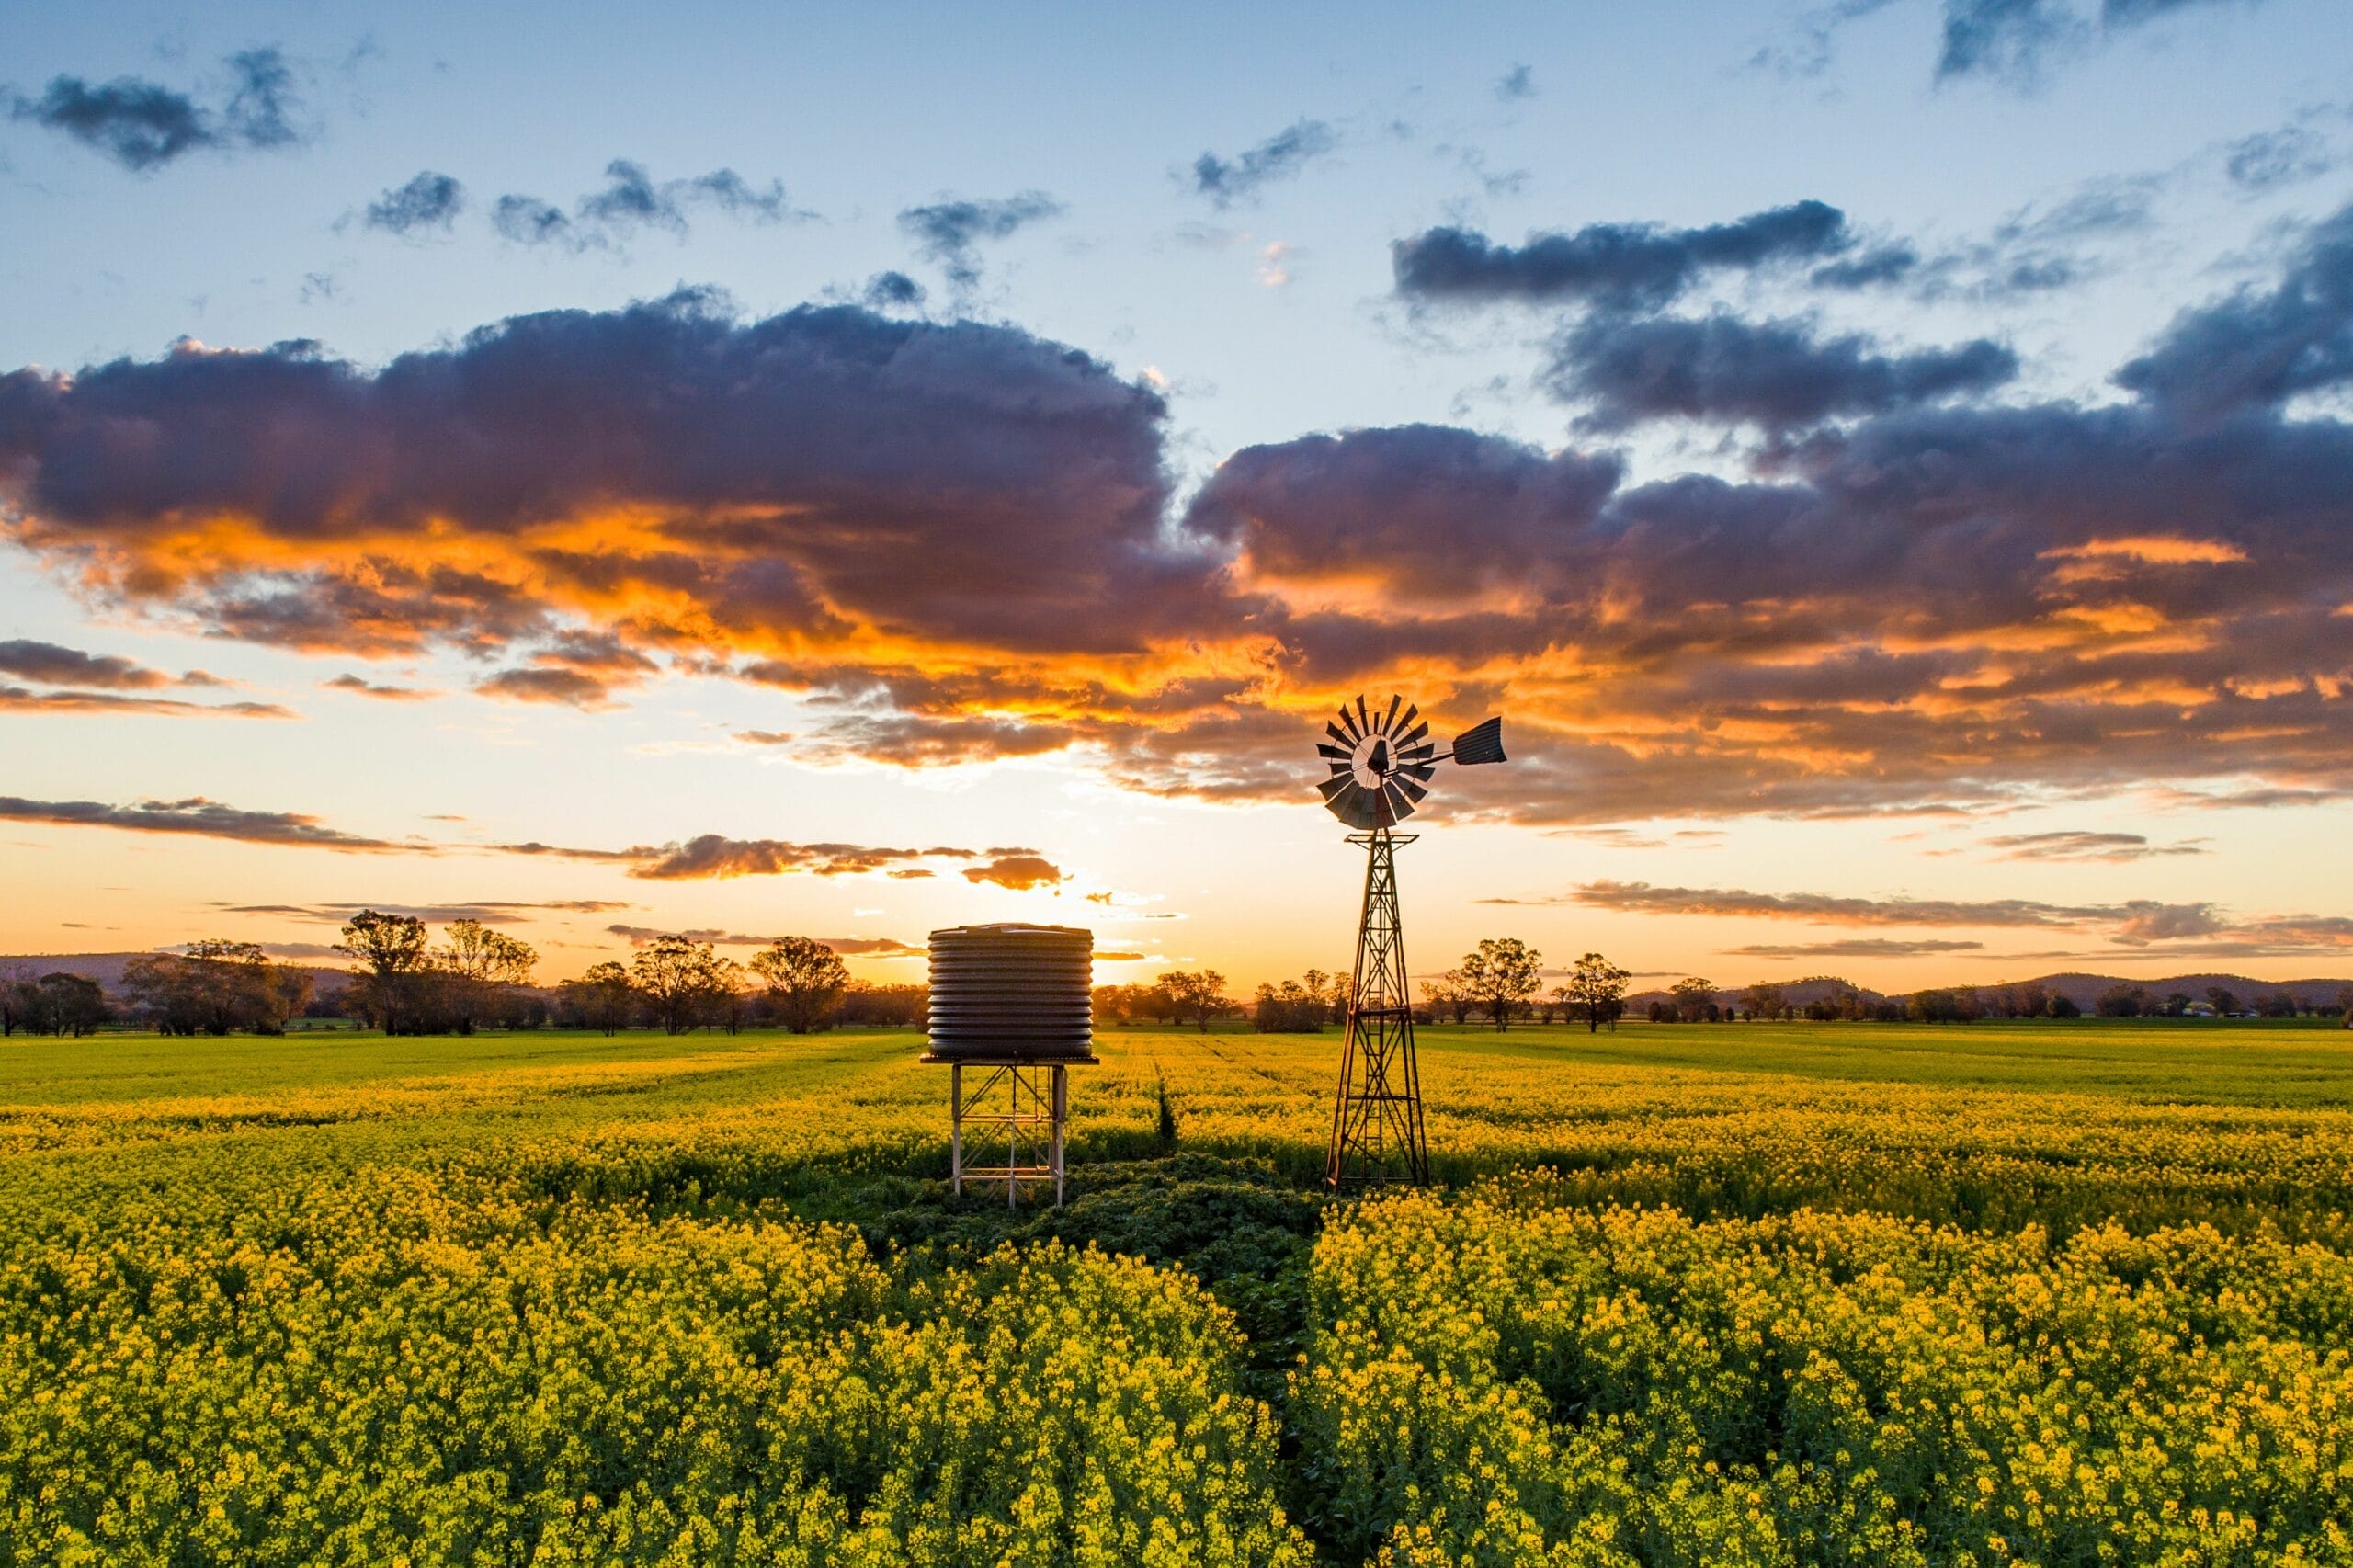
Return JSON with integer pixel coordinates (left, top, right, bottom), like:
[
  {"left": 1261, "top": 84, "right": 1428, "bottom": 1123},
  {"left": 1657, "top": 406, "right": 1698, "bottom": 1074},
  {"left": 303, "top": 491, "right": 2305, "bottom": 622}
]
[{"left": 1313, "top": 695, "right": 1506, "bottom": 1189}]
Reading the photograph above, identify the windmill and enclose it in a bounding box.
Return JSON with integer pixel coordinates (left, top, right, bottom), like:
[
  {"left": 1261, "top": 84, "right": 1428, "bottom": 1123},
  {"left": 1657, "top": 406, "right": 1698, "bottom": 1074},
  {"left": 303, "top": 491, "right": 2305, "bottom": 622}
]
[{"left": 1315, "top": 696, "right": 1508, "bottom": 1188}]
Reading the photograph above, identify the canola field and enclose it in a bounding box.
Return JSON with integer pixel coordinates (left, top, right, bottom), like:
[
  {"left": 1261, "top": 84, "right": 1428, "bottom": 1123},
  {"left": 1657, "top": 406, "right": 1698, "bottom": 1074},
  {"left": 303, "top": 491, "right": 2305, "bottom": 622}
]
[{"left": 6, "top": 1020, "right": 2353, "bottom": 1565}]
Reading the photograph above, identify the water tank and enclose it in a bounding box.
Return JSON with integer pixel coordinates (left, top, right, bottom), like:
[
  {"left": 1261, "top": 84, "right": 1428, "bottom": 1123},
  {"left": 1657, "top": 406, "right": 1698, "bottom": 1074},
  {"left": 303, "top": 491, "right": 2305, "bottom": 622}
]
[{"left": 925, "top": 923, "right": 1096, "bottom": 1061}]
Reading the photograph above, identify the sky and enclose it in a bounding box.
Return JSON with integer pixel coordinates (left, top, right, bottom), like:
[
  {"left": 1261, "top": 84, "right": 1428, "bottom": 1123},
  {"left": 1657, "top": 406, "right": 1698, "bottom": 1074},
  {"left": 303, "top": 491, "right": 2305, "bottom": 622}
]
[{"left": 5, "top": 0, "right": 2353, "bottom": 994}]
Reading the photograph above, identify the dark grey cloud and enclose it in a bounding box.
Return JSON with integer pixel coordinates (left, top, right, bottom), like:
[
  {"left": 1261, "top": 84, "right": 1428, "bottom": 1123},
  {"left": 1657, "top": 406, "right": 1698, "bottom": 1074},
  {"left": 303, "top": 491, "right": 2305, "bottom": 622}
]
[
  {"left": 2225, "top": 125, "right": 2336, "bottom": 193},
  {"left": 1392, "top": 200, "right": 1851, "bottom": 310},
  {"left": 494, "top": 160, "right": 795, "bottom": 250},
  {"left": 364, "top": 170, "right": 464, "bottom": 235},
  {"left": 1936, "top": 0, "right": 2084, "bottom": 84},
  {"left": 0, "top": 289, "right": 1197, "bottom": 662},
  {"left": 2116, "top": 199, "right": 2353, "bottom": 416},
  {"left": 1547, "top": 312, "right": 2018, "bottom": 432},
  {"left": 1766, "top": 0, "right": 2261, "bottom": 88},
  {"left": 0, "top": 794, "right": 388, "bottom": 848},
  {"left": 897, "top": 191, "right": 1063, "bottom": 291},
  {"left": 8, "top": 47, "right": 305, "bottom": 170},
  {"left": 1810, "top": 244, "right": 1922, "bottom": 290},
  {"left": 861, "top": 270, "right": 926, "bottom": 310},
  {"left": 1188, "top": 119, "right": 1338, "bottom": 208},
  {"left": 0, "top": 638, "right": 175, "bottom": 689},
  {"left": 1188, "top": 422, "right": 1620, "bottom": 598}
]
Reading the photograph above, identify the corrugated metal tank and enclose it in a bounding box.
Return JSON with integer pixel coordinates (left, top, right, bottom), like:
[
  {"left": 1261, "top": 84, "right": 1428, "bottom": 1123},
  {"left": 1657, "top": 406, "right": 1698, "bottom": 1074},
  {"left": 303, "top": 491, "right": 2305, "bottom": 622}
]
[{"left": 925, "top": 923, "right": 1095, "bottom": 1060}]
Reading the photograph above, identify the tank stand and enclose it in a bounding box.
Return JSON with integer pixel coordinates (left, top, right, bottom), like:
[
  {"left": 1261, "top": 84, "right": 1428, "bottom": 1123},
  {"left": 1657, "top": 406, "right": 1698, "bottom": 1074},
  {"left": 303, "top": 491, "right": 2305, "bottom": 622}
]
[{"left": 944, "top": 1060, "right": 1070, "bottom": 1209}]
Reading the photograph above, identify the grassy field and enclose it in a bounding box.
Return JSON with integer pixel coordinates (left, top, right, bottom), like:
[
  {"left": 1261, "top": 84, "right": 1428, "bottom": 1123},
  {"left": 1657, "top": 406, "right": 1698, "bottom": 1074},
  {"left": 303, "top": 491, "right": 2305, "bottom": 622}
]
[{"left": 6, "top": 1019, "right": 2353, "bottom": 1564}]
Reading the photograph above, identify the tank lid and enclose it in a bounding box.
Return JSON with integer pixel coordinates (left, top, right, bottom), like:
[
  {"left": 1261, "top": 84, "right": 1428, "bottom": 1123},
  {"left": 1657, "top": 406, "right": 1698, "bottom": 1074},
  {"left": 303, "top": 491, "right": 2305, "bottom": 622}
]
[{"left": 928, "top": 923, "right": 1093, "bottom": 941}]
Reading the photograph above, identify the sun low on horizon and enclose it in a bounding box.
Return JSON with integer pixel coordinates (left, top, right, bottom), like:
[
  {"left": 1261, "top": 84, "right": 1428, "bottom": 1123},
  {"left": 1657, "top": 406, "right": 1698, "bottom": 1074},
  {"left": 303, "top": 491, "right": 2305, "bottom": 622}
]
[{"left": 6, "top": 0, "right": 2353, "bottom": 997}]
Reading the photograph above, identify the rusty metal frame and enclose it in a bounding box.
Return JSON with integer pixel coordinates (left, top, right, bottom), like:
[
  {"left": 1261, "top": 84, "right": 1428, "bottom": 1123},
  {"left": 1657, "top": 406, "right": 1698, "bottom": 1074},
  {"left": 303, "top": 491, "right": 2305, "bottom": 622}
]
[{"left": 1327, "top": 827, "right": 1430, "bottom": 1189}]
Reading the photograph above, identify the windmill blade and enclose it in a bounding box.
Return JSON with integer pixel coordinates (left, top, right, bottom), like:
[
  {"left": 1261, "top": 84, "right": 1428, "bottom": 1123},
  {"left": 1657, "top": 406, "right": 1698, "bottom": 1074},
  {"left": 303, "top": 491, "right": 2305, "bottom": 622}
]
[
  {"left": 1450, "top": 716, "right": 1506, "bottom": 766},
  {"left": 1392, "top": 772, "right": 1429, "bottom": 804},
  {"left": 1356, "top": 694, "right": 1371, "bottom": 738},
  {"left": 1398, "top": 738, "right": 1437, "bottom": 762},
  {"left": 1335, "top": 706, "right": 1363, "bottom": 743},
  {"left": 1400, "top": 763, "right": 1436, "bottom": 785},
  {"left": 1317, "top": 774, "right": 1354, "bottom": 803},
  {"left": 1316, "top": 742, "right": 1350, "bottom": 762},
  {"left": 1324, "top": 721, "right": 1354, "bottom": 750},
  {"left": 1328, "top": 779, "right": 1382, "bottom": 830},
  {"left": 1380, "top": 779, "right": 1420, "bottom": 822},
  {"left": 1381, "top": 694, "right": 1402, "bottom": 734},
  {"left": 1399, "top": 717, "right": 1429, "bottom": 748}
]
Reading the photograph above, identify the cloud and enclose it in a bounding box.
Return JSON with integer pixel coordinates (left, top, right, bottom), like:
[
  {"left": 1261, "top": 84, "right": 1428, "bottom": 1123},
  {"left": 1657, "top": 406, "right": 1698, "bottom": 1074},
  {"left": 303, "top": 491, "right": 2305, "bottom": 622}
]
[
  {"left": 0, "top": 794, "right": 392, "bottom": 849},
  {"left": 363, "top": 170, "right": 465, "bottom": 235},
  {"left": 9, "top": 47, "right": 307, "bottom": 170},
  {"left": 1935, "top": 0, "right": 2085, "bottom": 85},
  {"left": 2224, "top": 126, "right": 2335, "bottom": 193},
  {"left": 12, "top": 216, "right": 2353, "bottom": 831},
  {"left": 961, "top": 853, "right": 1067, "bottom": 890},
  {"left": 1766, "top": 0, "right": 2262, "bottom": 87},
  {"left": 897, "top": 191, "right": 1063, "bottom": 291},
  {"left": 1494, "top": 64, "right": 1536, "bottom": 101},
  {"left": 1188, "top": 119, "right": 1337, "bottom": 208},
  {"left": 0, "top": 638, "right": 176, "bottom": 689},
  {"left": 0, "top": 686, "right": 293, "bottom": 719},
  {"left": 229, "top": 899, "right": 630, "bottom": 925},
  {"left": 494, "top": 160, "right": 796, "bottom": 250},
  {"left": 1523, "top": 880, "right": 2119, "bottom": 926},
  {"left": 0, "top": 290, "right": 1199, "bottom": 676},
  {"left": 323, "top": 673, "right": 439, "bottom": 700},
  {"left": 1392, "top": 200, "right": 1852, "bottom": 310},
  {"left": 1546, "top": 312, "right": 2018, "bottom": 432},
  {"left": 2115, "top": 199, "right": 2353, "bottom": 417},
  {"left": 1722, "top": 937, "right": 1988, "bottom": 958},
  {"left": 862, "top": 270, "right": 926, "bottom": 310},
  {"left": 1982, "top": 829, "right": 2208, "bottom": 861},
  {"left": 506, "top": 834, "right": 989, "bottom": 882},
  {"left": 604, "top": 924, "right": 920, "bottom": 953},
  {"left": 473, "top": 666, "right": 618, "bottom": 707}
]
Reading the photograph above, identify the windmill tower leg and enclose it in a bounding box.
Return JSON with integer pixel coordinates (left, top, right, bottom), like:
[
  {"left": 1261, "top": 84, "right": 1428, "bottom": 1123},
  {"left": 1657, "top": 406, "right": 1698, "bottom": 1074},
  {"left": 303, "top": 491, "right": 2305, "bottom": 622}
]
[{"left": 1326, "top": 828, "right": 1429, "bottom": 1188}]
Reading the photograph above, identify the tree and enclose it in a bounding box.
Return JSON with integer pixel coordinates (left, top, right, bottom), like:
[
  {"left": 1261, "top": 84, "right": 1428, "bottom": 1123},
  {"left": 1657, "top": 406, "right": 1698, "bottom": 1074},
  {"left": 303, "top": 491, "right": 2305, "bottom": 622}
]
[
  {"left": 1564, "top": 953, "right": 1632, "bottom": 1034},
  {"left": 2096, "top": 983, "right": 2146, "bottom": 1018},
  {"left": 631, "top": 936, "right": 717, "bottom": 1035},
  {"left": 1456, "top": 937, "right": 1542, "bottom": 1030},
  {"left": 336, "top": 911, "right": 431, "bottom": 1034},
  {"left": 562, "top": 961, "right": 638, "bottom": 1035},
  {"left": 1254, "top": 978, "right": 1325, "bottom": 1032},
  {"left": 750, "top": 937, "right": 849, "bottom": 1033},
  {"left": 122, "top": 942, "right": 296, "bottom": 1036},
  {"left": 1156, "top": 970, "right": 1227, "bottom": 1032},
  {"left": 707, "top": 957, "right": 752, "bottom": 1034},
  {"left": 436, "top": 919, "right": 537, "bottom": 1034},
  {"left": 2207, "top": 986, "right": 2241, "bottom": 1017},
  {"left": 1669, "top": 976, "right": 1717, "bottom": 1024},
  {"left": 40, "top": 973, "right": 109, "bottom": 1037},
  {"left": 1740, "top": 983, "right": 1787, "bottom": 1021}
]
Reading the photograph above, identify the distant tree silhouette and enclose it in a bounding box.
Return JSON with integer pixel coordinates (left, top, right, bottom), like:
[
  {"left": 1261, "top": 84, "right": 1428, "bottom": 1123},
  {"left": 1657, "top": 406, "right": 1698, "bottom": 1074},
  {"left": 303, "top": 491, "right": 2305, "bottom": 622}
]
[
  {"left": 1458, "top": 937, "right": 1542, "bottom": 1029},
  {"left": 563, "top": 961, "right": 636, "bottom": 1035},
  {"left": 1670, "top": 976, "right": 1717, "bottom": 1023},
  {"left": 632, "top": 936, "right": 717, "bottom": 1035},
  {"left": 1565, "top": 953, "right": 1633, "bottom": 1033},
  {"left": 336, "top": 912, "right": 431, "bottom": 1034},
  {"left": 1157, "top": 970, "right": 1227, "bottom": 1032},
  {"left": 750, "top": 937, "right": 849, "bottom": 1034}
]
